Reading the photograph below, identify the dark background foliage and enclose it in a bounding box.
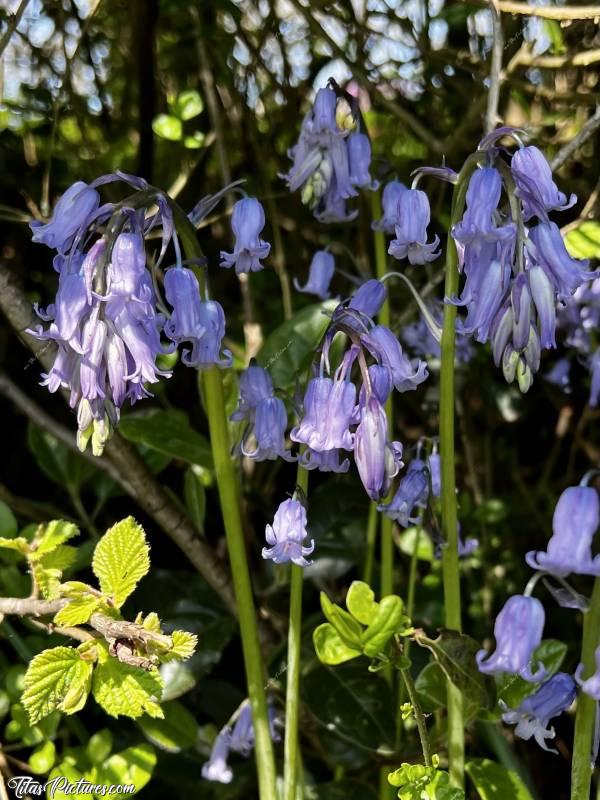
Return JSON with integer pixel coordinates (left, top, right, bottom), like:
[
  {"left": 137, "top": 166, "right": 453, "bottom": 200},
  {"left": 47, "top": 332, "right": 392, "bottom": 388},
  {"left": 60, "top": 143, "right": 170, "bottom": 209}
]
[{"left": 0, "top": 1, "right": 599, "bottom": 798}]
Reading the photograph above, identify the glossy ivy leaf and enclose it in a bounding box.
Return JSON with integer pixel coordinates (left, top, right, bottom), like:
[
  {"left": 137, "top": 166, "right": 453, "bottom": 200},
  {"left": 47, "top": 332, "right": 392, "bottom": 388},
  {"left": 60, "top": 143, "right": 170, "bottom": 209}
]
[
  {"left": 361, "top": 595, "right": 409, "bottom": 657},
  {"left": 257, "top": 300, "right": 338, "bottom": 388},
  {"left": 466, "top": 758, "right": 534, "bottom": 800},
  {"left": 119, "top": 409, "right": 213, "bottom": 469},
  {"left": 92, "top": 516, "right": 150, "bottom": 608},
  {"left": 314, "top": 623, "right": 362, "bottom": 665},
  {"left": 54, "top": 595, "right": 101, "bottom": 627},
  {"left": 0, "top": 501, "right": 17, "bottom": 538},
  {"left": 346, "top": 581, "right": 379, "bottom": 625},
  {"left": 497, "top": 639, "right": 567, "bottom": 711},
  {"left": 137, "top": 700, "right": 198, "bottom": 752},
  {"left": 22, "top": 646, "right": 93, "bottom": 724},
  {"left": 30, "top": 520, "right": 79, "bottom": 559},
  {"left": 415, "top": 630, "right": 495, "bottom": 711},
  {"left": 92, "top": 648, "right": 163, "bottom": 719},
  {"left": 320, "top": 592, "right": 363, "bottom": 648},
  {"left": 302, "top": 661, "right": 396, "bottom": 753}
]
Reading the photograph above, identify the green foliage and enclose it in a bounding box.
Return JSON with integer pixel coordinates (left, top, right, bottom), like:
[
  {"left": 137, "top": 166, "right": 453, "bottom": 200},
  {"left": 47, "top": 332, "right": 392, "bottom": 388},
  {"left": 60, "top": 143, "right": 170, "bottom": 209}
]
[
  {"left": 564, "top": 221, "right": 600, "bottom": 260},
  {"left": 314, "top": 581, "right": 412, "bottom": 666},
  {"left": 92, "top": 646, "right": 163, "bottom": 719},
  {"left": 22, "top": 646, "right": 93, "bottom": 724},
  {"left": 388, "top": 756, "right": 464, "bottom": 799},
  {"left": 118, "top": 409, "right": 213, "bottom": 468},
  {"left": 497, "top": 639, "right": 567, "bottom": 710},
  {"left": 466, "top": 759, "right": 534, "bottom": 799},
  {"left": 137, "top": 700, "right": 198, "bottom": 752},
  {"left": 91, "top": 516, "right": 150, "bottom": 608}
]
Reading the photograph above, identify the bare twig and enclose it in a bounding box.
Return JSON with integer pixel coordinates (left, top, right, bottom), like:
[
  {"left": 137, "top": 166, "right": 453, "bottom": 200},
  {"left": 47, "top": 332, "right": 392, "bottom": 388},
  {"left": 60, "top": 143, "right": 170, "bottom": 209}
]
[
  {"left": 497, "top": 2, "right": 600, "bottom": 19},
  {"left": 0, "top": 261, "right": 237, "bottom": 615},
  {"left": 551, "top": 106, "right": 600, "bottom": 171},
  {"left": 511, "top": 48, "right": 600, "bottom": 69},
  {"left": 0, "top": 0, "right": 31, "bottom": 63},
  {"left": 485, "top": 2, "right": 504, "bottom": 135}
]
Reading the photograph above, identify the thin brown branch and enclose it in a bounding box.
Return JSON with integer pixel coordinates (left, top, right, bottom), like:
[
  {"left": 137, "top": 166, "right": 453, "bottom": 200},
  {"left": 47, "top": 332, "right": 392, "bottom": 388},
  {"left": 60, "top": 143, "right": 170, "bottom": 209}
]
[
  {"left": 497, "top": 2, "right": 600, "bottom": 19},
  {"left": 0, "top": 261, "right": 237, "bottom": 615},
  {"left": 551, "top": 106, "right": 600, "bottom": 171}
]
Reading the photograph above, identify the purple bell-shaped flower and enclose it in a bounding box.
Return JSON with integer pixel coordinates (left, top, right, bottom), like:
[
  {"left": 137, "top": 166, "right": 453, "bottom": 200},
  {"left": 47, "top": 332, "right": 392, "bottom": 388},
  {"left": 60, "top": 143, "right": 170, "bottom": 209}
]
[
  {"left": 294, "top": 250, "right": 335, "bottom": 300},
  {"left": 220, "top": 198, "right": 271, "bottom": 274},
  {"left": 30, "top": 181, "right": 100, "bottom": 254},
  {"left": 263, "top": 497, "right": 315, "bottom": 567},
  {"left": 388, "top": 189, "right": 440, "bottom": 265}
]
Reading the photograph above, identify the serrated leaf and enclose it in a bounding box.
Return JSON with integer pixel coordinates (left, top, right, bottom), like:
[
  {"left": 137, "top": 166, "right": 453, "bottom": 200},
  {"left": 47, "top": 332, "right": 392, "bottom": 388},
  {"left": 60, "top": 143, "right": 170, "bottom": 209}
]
[
  {"left": 93, "top": 655, "right": 163, "bottom": 719},
  {"left": 466, "top": 758, "right": 533, "bottom": 800},
  {"left": 314, "top": 623, "right": 362, "bottom": 665},
  {"left": 31, "top": 520, "right": 79, "bottom": 559},
  {"left": 163, "top": 630, "right": 197, "bottom": 661},
  {"left": 54, "top": 596, "right": 101, "bottom": 627},
  {"left": 142, "top": 611, "right": 162, "bottom": 633},
  {"left": 39, "top": 544, "right": 77, "bottom": 572},
  {"left": 0, "top": 537, "right": 29, "bottom": 554},
  {"left": 22, "top": 647, "right": 93, "bottom": 724},
  {"left": 92, "top": 517, "right": 150, "bottom": 608},
  {"left": 33, "top": 564, "right": 63, "bottom": 600}
]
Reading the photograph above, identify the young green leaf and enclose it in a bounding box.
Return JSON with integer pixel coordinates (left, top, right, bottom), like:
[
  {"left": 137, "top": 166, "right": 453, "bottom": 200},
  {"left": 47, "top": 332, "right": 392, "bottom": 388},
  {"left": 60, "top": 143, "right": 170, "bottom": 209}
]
[
  {"left": 320, "top": 592, "right": 363, "bottom": 648},
  {"left": 92, "top": 654, "right": 163, "bottom": 719},
  {"left": 54, "top": 595, "right": 101, "bottom": 627},
  {"left": 92, "top": 517, "right": 150, "bottom": 608},
  {"left": 361, "top": 596, "right": 408, "bottom": 657},
  {"left": 313, "top": 623, "right": 362, "bottom": 665},
  {"left": 466, "top": 758, "right": 533, "bottom": 800},
  {"left": 31, "top": 520, "right": 79, "bottom": 559},
  {"left": 0, "top": 537, "right": 29, "bottom": 554},
  {"left": 162, "top": 630, "right": 198, "bottom": 662},
  {"left": 346, "top": 581, "right": 379, "bottom": 625},
  {"left": 22, "top": 647, "right": 93, "bottom": 724}
]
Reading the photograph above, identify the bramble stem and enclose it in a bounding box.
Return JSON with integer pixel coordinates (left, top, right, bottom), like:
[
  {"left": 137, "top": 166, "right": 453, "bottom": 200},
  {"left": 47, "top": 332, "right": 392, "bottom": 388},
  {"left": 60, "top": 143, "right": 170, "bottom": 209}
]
[
  {"left": 175, "top": 204, "right": 277, "bottom": 799},
  {"left": 283, "top": 462, "right": 310, "bottom": 800},
  {"left": 571, "top": 576, "right": 600, "bottom": 799}
]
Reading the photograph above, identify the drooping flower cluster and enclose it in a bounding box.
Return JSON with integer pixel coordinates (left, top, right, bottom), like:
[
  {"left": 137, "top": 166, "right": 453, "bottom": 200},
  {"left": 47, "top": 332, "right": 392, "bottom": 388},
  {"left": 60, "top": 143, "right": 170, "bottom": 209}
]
[
  {"left": 447, "top": 132, "right": 596, "bottom": 392},
  {"left": 282, "top": 84, "right": 375, "bottom": 223},
  {"left": 202, "top": 699, "right": 281, "bottom": 784},
  {"left": 29, "top": 176, "right": 233, "bottom": 454}
]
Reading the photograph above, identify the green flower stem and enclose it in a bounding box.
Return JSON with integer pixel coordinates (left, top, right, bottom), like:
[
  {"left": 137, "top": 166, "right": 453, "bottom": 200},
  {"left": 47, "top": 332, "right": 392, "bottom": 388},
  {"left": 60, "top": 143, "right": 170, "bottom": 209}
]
[
  {"left": 283, "top": 462, "right": 310, "bottom": 800},
  {"left": 396, "top": 526, "right": 422, "bottom": 744},
  {"left": 571, "top": 576, "right": 600, "bottom": 799},
  {"left": 399, "top": 666, "right": 432, "bottom": 768},
  {"left": 173, "top": 203, "right": 277, "bottom": 799},
  {"left": 438, "top": 161, "right": 479, "bottom": 789},
  {"left": 362, "top": 502, "right": 379, "bottom": 584}
]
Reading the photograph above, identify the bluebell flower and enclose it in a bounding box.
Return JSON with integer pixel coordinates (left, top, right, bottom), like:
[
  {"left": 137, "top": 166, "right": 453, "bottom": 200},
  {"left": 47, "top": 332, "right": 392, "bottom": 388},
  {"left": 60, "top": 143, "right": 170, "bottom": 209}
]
[
  {"left": 372, "top": 180, "right": 407, "bottom": 233},
  {"left": 453, "top": 167, "right": 514, "bottom": 244},
  {"left": 545, "top": 357, "right": 571, "bottom": 391},
  {"left": 528, "top": 222, "right": 595, "bottom": 302},
  {"left": 230, "top": 364, "right": 274, "bottom": 423},
  {"left": 300, "top": 447, "right": 350, "bottom": 473},
  {"left": 511, "top": 146, "right": 576, "bottom": 222},
  {"left": 263, "top": 497, "right": 315, "bottom": 566},
  {"left": 291, "top": 350, "right": 357, "bottom": 452},
  {"left": 358, "top": 364, "right": 393, "bottom": 408},
  {"left": 576, "top": 646, "right": 600, "bottom": 700},
  {"left": 388, "top": 189, "right": 440, "bottom": 265},
  {"left": 30, "top": 181, "right": 101, "bottom": 253},
  {"left": 477, "top": 594, "right": 546, "bottom": 682},
  {"left": 361, "top": 324, "right": 428, "bottom": 392},
  {"left": 378, "top": 458, "right": 429, "bottom": 526},
  {"left": 501, "top": 673, "right": 577, "bottom": 753},
  {"left": 590, "top": 348, "right": 600, "bottom": 407},
  {"left": 455, "top": 259, "right": 511, "bottom": 344},
  {"left": 294, "top": 250, "right": 335, "bottom": 300},
  {"left": 354, "top": 394, "right": 403, "bottom": 500},
  {"left": 201, "top": 731, "right": 233, "bottom": 784},
  {"left": 348, "top": 132, "right": 376, "bottom": 189},
  {"left": 428, "top": 452, "right": 441, "bottom": 497},
  {"left": 526, "top": 486, "right": 600, "bottom": 577},
  {"left": 242, "top": 397, "right": 295, "bottom": 462},
  {"left": 220, "top": 198, "right": 271, "bottom": 274},
  {"left": 401, "top": 304, "right": 475, "bottom": 364},
  {"left": 347, "top": 279, "right": 387, "bottom": 320},
  {"left": 528, "top": 264, "right": 557, "bottom": 349}
]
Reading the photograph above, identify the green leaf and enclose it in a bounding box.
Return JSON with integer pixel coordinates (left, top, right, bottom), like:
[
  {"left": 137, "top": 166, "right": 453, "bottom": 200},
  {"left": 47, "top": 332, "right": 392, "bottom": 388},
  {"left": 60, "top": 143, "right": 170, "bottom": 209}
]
[
  {"left": 31, "top": 520, "right": 79, "bottom": 559},
  {"left": 46, "top": 763, "right": 86, "bottom": 799},
  {"left": 27, "top": 424, "right": 96, "bottom": 489},
  {"left": 96, "top": 743, "right": 157, "bottom": 795},
  {"left": 92, "top": 517, "right": 150, "bottom": 608},
  {"left": 159, "top": 662, "right": 196, "bottom": 702},
  {"left": 498, "top": 639, "right": 567, "bottom": 710},
  {"left": 163, "top": 630, "right": 198, "bottom": 662},
  {"left": 415, "top": 630, "right": 495, "bottom": 711},
  {"left": 86, "top": 729, "right": 113, "bottom": 764},
  {"left": 257, "top": 300, "right": 338, "bottom": 387},
  {"left": 314, "top": 623, "right": 362, "bottom": 665},
  {"left": 138, "top": 700, "right": 198, "bottom": 752},
  {"left": 119, "top": 409, "right": 213, "bottom": 468},
  {"left": 466, "top": 758, "right": 534, "bottom": 800},
  {"left": 38, "top": 544, "right": 77, "bottom": 572},
  {"left": 0, "top": 501, "right": 17, "bottom": 537},
  {"left": 175, "top": 89, "right": 204, "bottom": 120},
  {"left": 152, "top": 113, "right": 182, "bottom": 141},
  {"left": 361, "top": 595, "right": 408, "bottom": 657},
  {"left": 565, "top": 221, "right": 600, "bottom": 260},
  {"left": 0, "top": 536, "right": 29, "bottom": 554},
  {"left": 92, "top": 654, "right": 163, "bottom": 719},
  {"left": 54, "top": 596, "right": 101, "bottom": 627},
  {"left": 303, "top": 662, "right": 395, "bottom": 753},
  {"left": 346, "top": 581, "right": 379, "bottom": 625},
  {"left": 184, "top": 132, "right": 206, "bottom": 149},
  {"left": 396, "top": 526, "right": 434, "bottom": 562},
  {"left": 184, "top": 467, "right": 206, "bottom": 534},
  {"left": 22, "top": 647, "right": 93, "bottom": 724},
  {"left": 320, "top": 592, "right": 363, "bottom": 648},
  {"left": 28, "top": 740, "right": 56, "bottom": 774}
]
